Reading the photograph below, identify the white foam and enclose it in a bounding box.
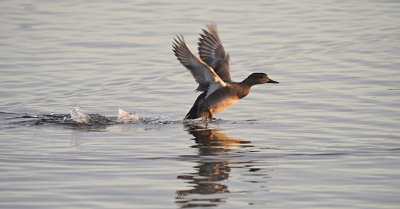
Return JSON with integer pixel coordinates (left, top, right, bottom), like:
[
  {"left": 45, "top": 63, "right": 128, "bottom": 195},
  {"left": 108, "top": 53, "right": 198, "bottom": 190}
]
[
  {"left": 117, "top": 108, "right": 139, "bottom": 124},
  {"left": 181, "top": 117, "right": 207, "bottom": 126},
  {"left": 69, "top": 107, "right": 91, "bottom": 123}
]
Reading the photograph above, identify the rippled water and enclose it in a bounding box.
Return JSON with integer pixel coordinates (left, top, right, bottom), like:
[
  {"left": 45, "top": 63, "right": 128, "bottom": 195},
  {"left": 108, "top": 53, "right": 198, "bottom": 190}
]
[{"left": 1, "top": 0, "right": 400, "bottom": 208}]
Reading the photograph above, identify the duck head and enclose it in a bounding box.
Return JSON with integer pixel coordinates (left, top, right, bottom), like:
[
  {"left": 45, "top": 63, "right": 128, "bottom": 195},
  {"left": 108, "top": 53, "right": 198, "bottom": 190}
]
[{"left": 245, "top": 73, "right": 279, "bottom": 85}]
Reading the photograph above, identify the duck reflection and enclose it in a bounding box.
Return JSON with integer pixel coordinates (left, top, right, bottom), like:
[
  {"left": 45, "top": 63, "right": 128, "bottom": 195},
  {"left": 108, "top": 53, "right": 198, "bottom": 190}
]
[{"left": 176, "top": 125, "right": 253, "bottom": 208}]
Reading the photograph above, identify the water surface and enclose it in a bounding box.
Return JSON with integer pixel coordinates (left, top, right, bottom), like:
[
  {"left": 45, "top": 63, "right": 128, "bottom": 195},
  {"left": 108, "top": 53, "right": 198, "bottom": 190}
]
[{"left": 1, "top": 0, "right": 400, "bottom": 208}]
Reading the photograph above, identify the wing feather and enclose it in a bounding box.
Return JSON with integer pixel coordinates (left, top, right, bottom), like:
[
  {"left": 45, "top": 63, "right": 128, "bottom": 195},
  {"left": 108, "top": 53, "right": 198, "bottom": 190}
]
[
  {"left": 198, "top": 24, "right": 232, "bottom": 82},
  {"left": 172, "top": 35, "right": 226, "bottom": 92}
]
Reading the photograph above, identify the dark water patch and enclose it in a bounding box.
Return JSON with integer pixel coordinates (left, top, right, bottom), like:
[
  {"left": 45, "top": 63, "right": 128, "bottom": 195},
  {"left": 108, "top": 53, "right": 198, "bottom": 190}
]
[
  {"left": 7, "top": 113, "right": 113, "bottom": 125},
  {"left": 3, "top": 111, "right": 185, "bottom": 132}
]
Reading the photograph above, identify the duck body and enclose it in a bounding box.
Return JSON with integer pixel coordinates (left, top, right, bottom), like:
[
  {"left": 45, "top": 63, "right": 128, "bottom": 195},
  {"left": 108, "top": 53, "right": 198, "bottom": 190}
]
[
  {"left": 173, "top": 24, "right": 278, "bottom": 120},
  {"left": 186, "top": 82, "right": 250, "bottom": 119}
]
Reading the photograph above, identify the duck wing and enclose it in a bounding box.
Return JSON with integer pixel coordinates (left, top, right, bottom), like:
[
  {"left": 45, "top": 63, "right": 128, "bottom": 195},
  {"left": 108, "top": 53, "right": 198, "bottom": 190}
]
[
  {"left": 173, "top": 35, "right": 226, "bottom": 92},
  {"left": 198, "top": 24, "right": 232, "bottom": 82}
]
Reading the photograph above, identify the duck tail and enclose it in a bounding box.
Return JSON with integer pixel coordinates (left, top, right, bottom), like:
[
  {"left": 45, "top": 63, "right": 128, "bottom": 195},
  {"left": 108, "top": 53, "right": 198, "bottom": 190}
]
[
  {"left": 185, "top": 104, "right": 198, "bottom": 119},
  {"left": 185, "top": 92, "right": 207, "bottom": 119}
]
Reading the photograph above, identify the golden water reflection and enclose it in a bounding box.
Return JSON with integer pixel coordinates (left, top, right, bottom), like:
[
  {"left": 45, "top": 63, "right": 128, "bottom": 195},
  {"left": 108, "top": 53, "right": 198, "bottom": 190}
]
[{"left": 176, "top": 125, "right": 258, "bottom": 208}]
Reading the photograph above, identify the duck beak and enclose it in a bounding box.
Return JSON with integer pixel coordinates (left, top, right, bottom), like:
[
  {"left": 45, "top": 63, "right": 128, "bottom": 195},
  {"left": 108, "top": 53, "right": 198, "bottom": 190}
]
[{"left": 268, "top": 79, "right": 279, "bottom": 84}]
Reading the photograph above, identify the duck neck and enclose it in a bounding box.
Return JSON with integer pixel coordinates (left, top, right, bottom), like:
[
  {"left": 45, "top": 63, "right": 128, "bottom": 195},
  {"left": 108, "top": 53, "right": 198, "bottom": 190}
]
[
  {"left": 240, "top": 78, "right": 256, "bottom": 87},
  {"left": 237, "top": 82, "right": 252, "bottom": 99}
]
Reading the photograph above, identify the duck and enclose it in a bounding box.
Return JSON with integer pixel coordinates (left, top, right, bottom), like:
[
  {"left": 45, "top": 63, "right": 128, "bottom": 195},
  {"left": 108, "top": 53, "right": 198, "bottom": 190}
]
[{"left": 172, "top": 24, "right": 278, "bottom": 120}]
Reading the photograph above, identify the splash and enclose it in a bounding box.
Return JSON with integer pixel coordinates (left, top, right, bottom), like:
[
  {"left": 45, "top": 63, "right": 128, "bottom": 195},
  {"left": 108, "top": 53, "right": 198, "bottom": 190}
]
[
  {"left": 117, "top": 108, "right": 139, "bottom": 124},
  {"left": 6, "top": 106, "right": 184, "bottom": 128},
  {"left": 181, "top": 117, "right": 207, "bottom": 126},
  {"left": 69, "top": 107, "right": 91, "bottom": 123}
]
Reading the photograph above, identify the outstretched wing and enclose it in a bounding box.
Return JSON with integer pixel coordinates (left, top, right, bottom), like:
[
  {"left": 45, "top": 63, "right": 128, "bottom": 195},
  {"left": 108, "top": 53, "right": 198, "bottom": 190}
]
[
  {"left": 198, "top": 24, "right": 232, "bottom": 82},
  {"left": 172, "top": 35, "right": 226, "bottom": 92}
]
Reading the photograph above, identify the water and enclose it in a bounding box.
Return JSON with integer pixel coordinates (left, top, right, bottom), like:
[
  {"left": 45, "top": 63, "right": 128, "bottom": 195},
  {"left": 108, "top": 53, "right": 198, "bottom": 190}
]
[{"left": 1, "top": 0, "right": 400, "bottom": 208}]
